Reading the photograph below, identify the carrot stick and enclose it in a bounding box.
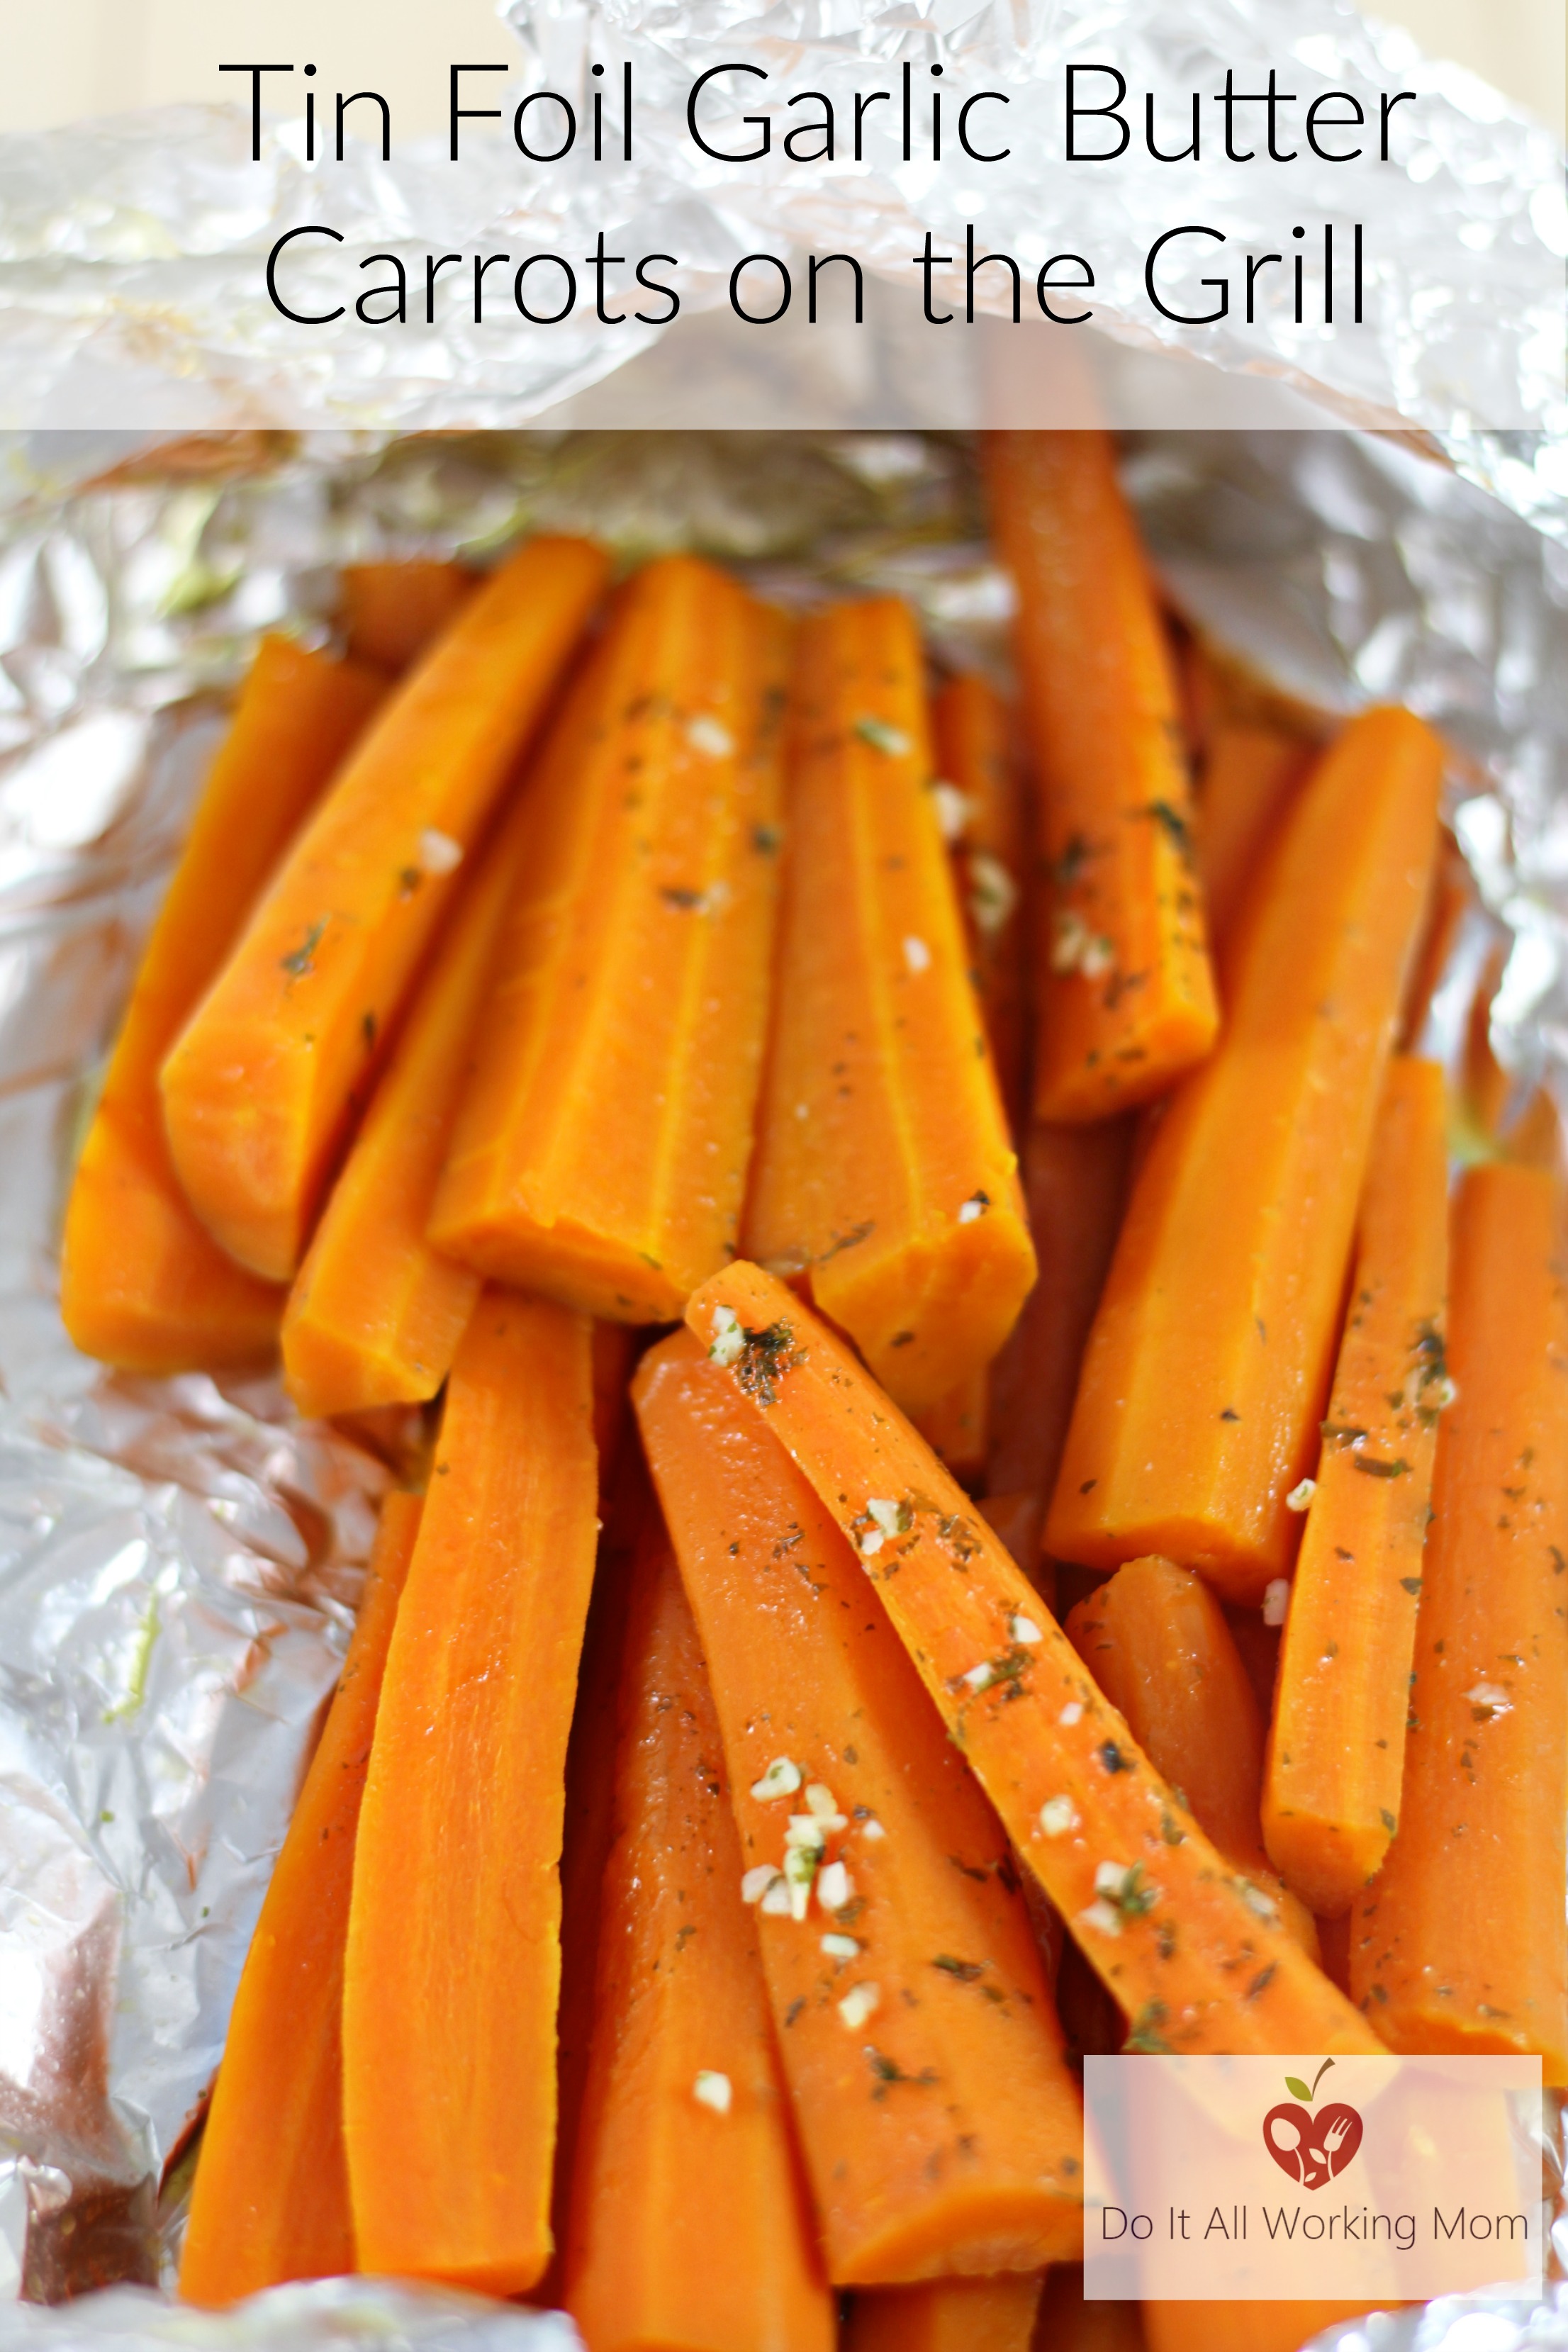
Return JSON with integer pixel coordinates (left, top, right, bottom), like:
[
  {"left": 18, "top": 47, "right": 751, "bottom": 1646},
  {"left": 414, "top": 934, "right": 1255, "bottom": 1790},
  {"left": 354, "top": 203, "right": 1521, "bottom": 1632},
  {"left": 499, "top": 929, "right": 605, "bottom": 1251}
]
[
  {"left": 844, "top": 2276, "right": 1043, "bottom": 2352},
  {"left": 1262, "top": 1058, "right": 1451, "bottom": 1917},
  {"left": 338, "top": 560, "right": 475, "bottom": 675},
  {"left": 1348, "top": 1163, "right": 1568, "bottom": 2077},
  {"left": 1398, "top": 830, "right": 1471, "bottom": 1051},
  {"left": 685, "top": 1263, "right": 1382, "bottom": 2059},
  {"left": 741, "top": 597, "right": 1036, "bottom": 1415},
  {"left": 1035, "top": 2267, "right": 1148, "bottom": 2351},
  {"left": 179, "top": 1489, "right": 420, "bottom": 2306},
  {"left": 635, "top": 1328, "right": 1085, "bottom": 2284},
  {"left": 60, "top": 637, "right": 383, "bottom": 1372},
  {"left": 932, "top": 670, "right": 1028, "bottom": 1126},
  {"left": 1194, "top": 721, "right": 1311, "bottom": 958},
  {"left": 1064, "top": 1558, "right": 1318, "bottom": 1959},
  {"left": 1143, "top": 2300, "right": 1390, "bottom": 2352},
  {"left": 564, "top": 1523, "right": 834, "bottom": 2352},
  {"left": 984, "top": 431, "right": 1218, "bottom": 1121},
  {"left": 160, "top": 534, "right": 607, "bottom": 1281},
  {"left": 342, "top": 1289, "right": 598, "bottom": 2291},
  {"left": 279, "top": 786, "right": 537, "bottom": 1418},
  {"left": 912, "top": 1367, "right": 989, "bottom": 1483},
  {"left": 1046, "top": 707, "right": 1445, "bottom": 1601},
  {"left": 530, "top": 1447, "right": 649, "bottom": 2312},
  {"left": 983, "top": 1117, "right": 1134, "bottom": 1579},
  {"left": 430, "top": 556, "right": 790, "bottom": 1323}
]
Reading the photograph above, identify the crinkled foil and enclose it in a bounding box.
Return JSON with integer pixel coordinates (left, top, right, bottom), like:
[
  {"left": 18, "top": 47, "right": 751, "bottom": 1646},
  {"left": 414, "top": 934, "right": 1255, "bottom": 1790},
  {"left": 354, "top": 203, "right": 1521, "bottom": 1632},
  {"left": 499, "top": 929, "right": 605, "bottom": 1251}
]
[
  {"left": 0, "top": 0, "right": 1563, "bottom": 505},
  {"left": 0, "top": 425, "right": 1564, "bottom": 2352}
]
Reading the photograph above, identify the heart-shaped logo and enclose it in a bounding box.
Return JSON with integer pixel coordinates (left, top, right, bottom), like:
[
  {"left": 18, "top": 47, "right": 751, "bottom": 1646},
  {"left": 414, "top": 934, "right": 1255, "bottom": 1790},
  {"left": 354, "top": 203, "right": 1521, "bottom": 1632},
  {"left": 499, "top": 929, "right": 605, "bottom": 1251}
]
[{"left": 1261, "top": 2062, "right": 1362, "bottom": 2189}]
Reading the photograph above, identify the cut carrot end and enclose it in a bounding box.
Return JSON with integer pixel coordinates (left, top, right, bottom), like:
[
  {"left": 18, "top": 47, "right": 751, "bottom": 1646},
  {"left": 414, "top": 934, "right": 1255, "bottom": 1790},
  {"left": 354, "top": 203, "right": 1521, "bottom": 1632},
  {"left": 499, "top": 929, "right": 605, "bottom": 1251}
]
[
  {"left": 62, "top": 635, "right": 383, "bottom": 1371},
  {"left": 343, "top": 1289, "right": 598, "bottom": 2291},
  {"left": 635, "top": 1326, "right": 1085, "bottom": 2285},
  {"left": 179, "top": 1490, "right": 421, "bottom": 2307},
  {"left": 1046, "top": 705, "right": 1445, "bottom": 1600},
  {"left": 161, "top": 534, "right": 608, "bottom": 1282},
  {"left": 1350, "top": 1161, "right": 1568, "bottom": 2082},
  {"left": 683, "top": 1262, "right": 1382, "bottom": 2061},
  {"left": 1262, "top": 1057, "right": 1450, "bottom": 1920},
  {"left": 431, "top": 555, "right": 790, "bottom": 1323},
  {"left": 563, "top": 1528, "right": 834, "bottom": 2352},
  {"left": 985, "top": 430, "right": 1219, "bottom": 1122},
  {"left": 743, "top": 595, "right": 1035, "bottom": 1413}
]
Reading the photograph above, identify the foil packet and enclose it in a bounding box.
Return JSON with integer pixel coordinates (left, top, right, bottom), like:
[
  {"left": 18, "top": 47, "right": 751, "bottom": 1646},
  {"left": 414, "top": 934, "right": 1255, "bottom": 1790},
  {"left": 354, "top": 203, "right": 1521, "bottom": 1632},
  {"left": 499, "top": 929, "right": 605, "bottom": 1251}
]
[{"left": 0, "top": 423, "right": 1564, "bottom": 2351}]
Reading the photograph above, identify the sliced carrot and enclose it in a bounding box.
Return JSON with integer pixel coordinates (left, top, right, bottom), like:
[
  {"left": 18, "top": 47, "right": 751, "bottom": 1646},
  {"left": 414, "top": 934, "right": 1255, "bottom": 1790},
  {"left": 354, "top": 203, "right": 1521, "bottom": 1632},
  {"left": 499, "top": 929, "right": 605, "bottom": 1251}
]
[
  {"left": 430, "top": 556, "right": 790, "bottom": 1323},
  {"left": 1398, "top": 830, "right": 1471, "bottom": 1051},
  {"left": 1046, "top": 707, "right": 1445, "bottom": 1601},
  {"left": 984, "top": 431, "right": 1218, "bottom": 1121},
  {"left": 844, "top": 2276, "right": 1043, "bottom": 2352},
  {"left": 564, "top": 1521, "right": 834, "bottom": 2352},
  {"left": 1262, "top": 1058, "right": 1450, "bottom": 1917},
  {"left": 338, "top": 560, "right": 475, "bottom": 675},
  {"left": 1194, "top": 722, "right": 1311, "bottom": 958},
  {"left": 1143, "top": 2300, "right": 1389, "bottom": 2352},
  {"left": 1064, "top": 1558, "right": 1318, "bottom": 1959},
  {"left": 685, "top": 1264, "right": 1382, "bottom": 2060},
  {"left": 279, "top": 787, "right": 537, "bottom": 1418},
  {"left": 984, "top": 1116, "right": 1133, "bottom": 1580},
  {"left": 530, "top": 1447, "right": 648, "bottom": 2313},
  {"left": 636, "top": 1328, "right": 1085, "bottom": 2284},
  {"left": 741, "top": 597, "right": 1036, "bottom": 1414},
  {"left": 912, "top": 1367, "right": 989, "bottom": 1482},
  {"left": 932, "top": 669, "right": 1028, "bottom": 1126},
  {"left": 161, "top": 534, "right": 607, "bottom": 1281},
  {"left": 1036, "top": 2266, "right": 1148, "bottom": 2351},
  {"left": 342, "top": 1289, "right": 598, "bottom": 2292},
  {"left": 1349, "top": 1163, "right": 1568, "bottom": 2078},
  {"left": 61, "top": 637, "right": 383, "bottom": 1372},
  {"left": 179, "top": 1489, "right": 420, "bottom": 2306}
]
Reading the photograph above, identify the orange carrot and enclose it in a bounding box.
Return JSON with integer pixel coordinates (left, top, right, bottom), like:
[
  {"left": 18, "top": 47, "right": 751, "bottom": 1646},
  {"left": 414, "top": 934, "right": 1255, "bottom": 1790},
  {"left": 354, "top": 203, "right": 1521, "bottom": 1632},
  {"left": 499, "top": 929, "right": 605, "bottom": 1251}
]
[
  {"left": 932, "top": 670, "right": 1028, "bottom": 1125},
  {"left": 530, "top": 1447, "right": 648, "bottom": 2313},
  {"left": 844, "top": 2276, "right": 1043, "bottom": 2352},
  {"left": 430, "top": 556, "right": 790, "bottom": 1323},
  {"left": 564, "top": 1524, "right": 834, "bottom": 2352},
  {"left": 342, "top": 1289, "right": 598, "bottom": 2292},
  {"left": 741, "top": 597, "right": 1036, "bottom": 1414},
  {"left": 1262, "top": 1058, "right": 1451, "bottom": 1917},
  {"left": 338, "top": 560, "right": 475, "bottom": 675},
  {"left": 279, "top": 786, "right": 537, "bottom": 1418},
  {"left": 1036, "top": 2266, "right": 1148, "bottom": 2351},
  {"left": 912, "top": 1367, "right": 989, "bottom": 1482},
  {"left": 60, "top": 637, "right": 383, "bottom": 1372},
  {"left": 1064, "top": 1558, "right": 1318, "bottom": 1959},
  {"left": 1349, "top": 1163, "right": 1568, "bottom": 2077},
  {"left": 179, "top": 1489, "right": 420, "bottom": 2305},
  {"left": 983, "top": 1116, "right": 1133, "bottom": 1579},
  {"left": 985, "top": 431, "right": 1218, "bottom": 1121},
  {"left": 1047, "top": 707, "right": 1445, "bottom": 1600},
  {"left": 160, "top": 534, "right": 607, "bottom": 1281},
  {"left": 686, "top": 1263, "right": 1382, "bottom": 2060},
  {"left": 1194, "top": 721, "right": 1311, "bottom": 958},
  {"left": 1398, "top": 830, "right": 1471, "bottom": 1051},
  {"left": 636, "top": 1328, "right": 1085, "bottom": 2284},
  {"left": 1143, "top": 2301, "right": 1390, "bottom": 2352}
]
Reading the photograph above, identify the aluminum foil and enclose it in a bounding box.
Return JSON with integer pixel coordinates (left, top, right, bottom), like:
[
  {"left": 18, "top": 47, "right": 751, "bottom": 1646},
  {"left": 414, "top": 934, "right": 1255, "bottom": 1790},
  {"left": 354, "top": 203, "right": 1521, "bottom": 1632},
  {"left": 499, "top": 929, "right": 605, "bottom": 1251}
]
[
  {"left": 0, "top": 0, "right": 1563, "bottom": 508},
  {"left": 0, "top": 425, "right": 1564, "bottom": 2351}
]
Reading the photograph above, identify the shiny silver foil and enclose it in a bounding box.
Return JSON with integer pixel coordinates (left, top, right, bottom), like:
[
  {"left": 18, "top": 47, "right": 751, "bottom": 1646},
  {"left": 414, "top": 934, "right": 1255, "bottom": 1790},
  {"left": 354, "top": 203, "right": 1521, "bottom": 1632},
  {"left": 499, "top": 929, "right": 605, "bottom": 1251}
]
[
  {"left": 0, "top": 2280, "right": 578, "bottom": 2348},
  {"left": 0, "top": 425, "right": 1564, "bottom": 2352},
  {"left": 0, "top": 0, "right": 1564, "bottom": 508}
]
